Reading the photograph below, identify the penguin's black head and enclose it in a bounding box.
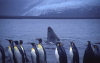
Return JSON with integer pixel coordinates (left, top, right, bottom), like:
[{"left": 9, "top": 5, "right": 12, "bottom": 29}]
[
  {"left": 30, "top": 43, "right": 35, "bottom": 46},
  {"left": 20, "top": 40, "right": 23, "bottom": 45},
  {"left": 14, "top": 41, "right": 19, "bottom": 45},
  {"left": 36, "top": 38, "right": 42, "bottom": 44},
  {"left": 70, "top": 42, "right": 75, "bottom": 46},
  {"left": 87, "top": 41, "right": 91, "bottom": 45},
  {"left": 56, "top": 42, "right": 62, "bottom": 46}
]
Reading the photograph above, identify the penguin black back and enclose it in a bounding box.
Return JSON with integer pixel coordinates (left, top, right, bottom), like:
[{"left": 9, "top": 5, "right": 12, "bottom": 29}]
[
  {"left": 83, "top": 41, "right": 95, "bottom": 63},
  {"left": 56, "top": 42, "right": 67, "bottom": 63},
  {"left": 70, "top": 42, "right": 79, "bottom": 63}
]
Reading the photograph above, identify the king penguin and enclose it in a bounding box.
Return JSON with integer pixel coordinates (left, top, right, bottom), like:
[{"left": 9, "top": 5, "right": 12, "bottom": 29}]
[
  {"left": 83, "top": 41, "right": 95, "bottom": 63},
  {"left": 14, "top": 41, "right": 23, "bottom": 63},
  {"left": 47, "top": 27, "right": 60, "bottom": 44},
  {"left": 19, "top": 40, "right": 29, "bottom": 63},
  {"left": 8, "top": 45, "right": 14, "bottom": 63},
  {"left": 36, "top": 38, "right": 47, "bottom": 63},
  {"left": 30, "top": 43, "right": 40, "bottom": 63},
  {"left": 0, "top": 44, "right": 5, "bottom": 63},
  {"left": 92, "top": 45, "right": 100, "bottom": 63},
  {"left": 6, "top": 39, "right": 17, "bottom": 63},
  {"left": 69, "top": 42, "right": 79, "bottom": 63},
  {"left": 93, "top": 45, "right": 100, "bottom": 56},
  {"left": 55, "top": 42, "right": 67, "bottom": 63}
]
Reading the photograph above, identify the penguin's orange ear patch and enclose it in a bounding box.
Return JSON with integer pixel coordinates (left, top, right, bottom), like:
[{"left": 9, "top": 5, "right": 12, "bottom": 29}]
[
  {"left": 31, "top": 48, "right": 35, "bottom": 52},
  {"left": 93, "top": 45, "right": 97, "bottom": 48},
  {"left": 14, "top": 46, "right": 18, "bottom": 50},
  {"left": 8, "top": 46, "right": 11, "bottom": 49},
  {"left": 8, "top": 46, "right": 10, "bottom": 48},
  {"left": 37, "top": 44, "right": 42, "bottom": 48}
]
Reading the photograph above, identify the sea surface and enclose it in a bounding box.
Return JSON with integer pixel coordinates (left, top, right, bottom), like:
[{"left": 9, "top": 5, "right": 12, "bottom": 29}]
[{"left": 0, "top": 19, "right": 100, "bottom": 63}]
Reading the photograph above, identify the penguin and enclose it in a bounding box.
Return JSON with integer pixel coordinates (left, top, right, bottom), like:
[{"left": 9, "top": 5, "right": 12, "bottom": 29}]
[
  {"left": 55, "top": 42, "right": 67, "bottom": 63},
  {"left": 14, "top": 41, "right": 23, "bottom": 63},
  {"left": 0, "top": 44, "right": 5, "bottom": 63},
  {"left": 30, "top": 43, "right": 40, "bottom": 63},
  {"left": 19, "top": 40, "right": 29, "bottom": 63},
  {"left": 31, "top": 45, "right": 37, "bottom": 63},
  {"left": 6, "top": 39, "right": 17, "bottom": 63},
  {"left": 8, "top": 45, "right": 14, "bottom": 63},
  {"left": 47, "top": 27, "right": 60, "bottom": 44},
  {"left": 6, "top": 39, "right": 14, "bottom": 56},
  {"left": 36, "top": 38, "right": 47, "bottom": 63},
  {"left": 83, "top": 41, "right": 95, "bottom": 63},
  {"left": 92, "top": 45, "right": 100, "bottom": 63},
  {"left": 69, "top": 42, "right": 79, "bottom": 63},
  {"left": 93, "top": 45, "right": 100, "bottom": 56}
]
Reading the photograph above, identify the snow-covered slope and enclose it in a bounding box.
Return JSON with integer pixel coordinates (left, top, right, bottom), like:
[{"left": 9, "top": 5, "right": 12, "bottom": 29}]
[
  {"left": 23, "top": 0, "right": 100, "bottom": 17},
  {"left": 0, "top": 0, "right": 100, "bottom": 17}
]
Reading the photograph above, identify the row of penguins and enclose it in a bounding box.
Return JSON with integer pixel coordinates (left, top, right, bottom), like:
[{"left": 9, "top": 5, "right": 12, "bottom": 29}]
[{"left": 0, "top": 39, "right": 100, "bottom": 63}]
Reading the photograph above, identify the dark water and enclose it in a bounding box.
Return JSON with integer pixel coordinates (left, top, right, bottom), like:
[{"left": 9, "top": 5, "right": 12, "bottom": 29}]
[{"left": 0, "top": 19, "right": 100, "bottom": 63}]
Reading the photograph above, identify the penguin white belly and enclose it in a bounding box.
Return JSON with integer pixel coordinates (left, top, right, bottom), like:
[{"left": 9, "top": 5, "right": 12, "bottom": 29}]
[
  {"left": 55, "top": 48, "right": 59, "bottom": 63},
  {"left": 31, "top": 48, "right": 37, "bottom": 63},
  {"left": 14, "top": 46, "right": 22, "bottom": 63},
  {"left": 38, "top": 47, "right": 45, "bottom": 63},
  {"left": 0, "top": 51, "right": 2, "bottom": 63},
  {"left": 8, "top": 46, "right": 14, "bottom": 63},
  {"left": 69, "top": 47, "right": 73, "bottom": 57},
  {"left": 69, "top": 46, "right": 74, "bottom": 63}
]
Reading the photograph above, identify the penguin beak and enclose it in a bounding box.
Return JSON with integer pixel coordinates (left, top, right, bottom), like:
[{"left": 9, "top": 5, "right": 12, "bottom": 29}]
[{"left": 6, "top": 39, "right": 13, "bottom": 44}]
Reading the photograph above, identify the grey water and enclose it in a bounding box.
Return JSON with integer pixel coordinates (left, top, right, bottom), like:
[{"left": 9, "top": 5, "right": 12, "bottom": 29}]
[{"left": 0, "top": 19, "right": 100, "bottom": 63}]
